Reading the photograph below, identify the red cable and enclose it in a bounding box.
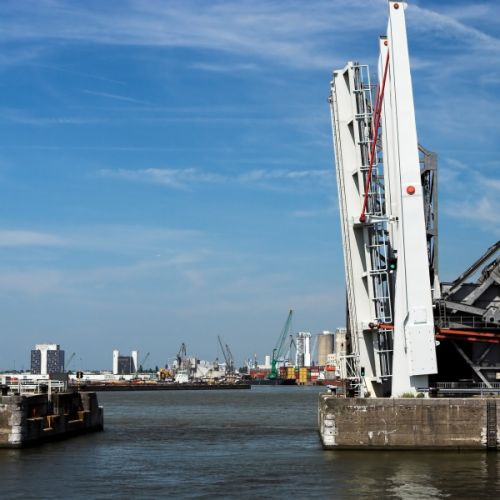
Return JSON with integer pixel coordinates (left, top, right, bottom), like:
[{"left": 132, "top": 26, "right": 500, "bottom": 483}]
[
  {"left": 359, "top": 50, "right": 390, "bottom": 223},
  {"left": 371, "top": 83, "right": 380, "bottom": 138}
]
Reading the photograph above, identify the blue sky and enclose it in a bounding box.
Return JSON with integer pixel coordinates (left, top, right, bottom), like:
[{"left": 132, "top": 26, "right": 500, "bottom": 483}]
[{"left": 0, "top": 0, "right": 498, "bottom": 371}]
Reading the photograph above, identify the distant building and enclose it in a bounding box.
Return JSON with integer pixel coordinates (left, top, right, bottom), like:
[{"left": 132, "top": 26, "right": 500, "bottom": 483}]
[
  {"left": 318, "top": 331, "right": 335, "bottom": 366},
  {"left": 326, "top": 353, "right": 336, "bottom": 367},
  {"left": 335, "top": 327, "right": 347, "bottom": 358},
  {"left": 31, "top": 344, "right": 65, "bottom": 375},
  {"left": 296, "top": 332, "right": 311, "bottom": 367},
  {"left": 112, "top": 349, "right": 138, "bottom": 375},
  {"left": 264, "top": 355, "right": 272, "bottom": 369}
]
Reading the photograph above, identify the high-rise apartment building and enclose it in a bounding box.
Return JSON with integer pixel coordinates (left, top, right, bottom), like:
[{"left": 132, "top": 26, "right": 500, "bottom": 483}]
[
  {"left": 30, "top": 344, "right": 65, "bottom": 375},
  {"left": 112, "top": 350, "right": 138, "bottom": 375}
]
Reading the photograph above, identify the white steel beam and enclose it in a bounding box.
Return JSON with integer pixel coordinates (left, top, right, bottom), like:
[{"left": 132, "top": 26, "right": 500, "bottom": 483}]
[
  {"left": 382, "top": 1, "right": 437, "bottom": 395},
  {"left": 330, "top": 63, "right": 380, "bottom": 396}
]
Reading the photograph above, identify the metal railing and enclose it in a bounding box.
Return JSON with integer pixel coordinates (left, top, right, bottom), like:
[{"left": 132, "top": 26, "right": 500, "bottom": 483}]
[{"left": 4, "top": 379, "right": 67, "bottom": 395}]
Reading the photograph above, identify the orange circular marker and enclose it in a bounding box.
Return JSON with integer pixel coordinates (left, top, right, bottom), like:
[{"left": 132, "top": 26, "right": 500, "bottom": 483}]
[
  {"left": 407, "top": 185, "right": 416, "bottom": 195},
  {"left": 394, "top": 3, "right": 399, "bottom": 9}
]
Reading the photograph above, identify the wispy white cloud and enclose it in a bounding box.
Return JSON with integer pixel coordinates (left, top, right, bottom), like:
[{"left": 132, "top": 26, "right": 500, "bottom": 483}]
[
  {"left": 0, "top": 0, "right": 384, "bottom": 69},
  {"left": 0, "top": 230, "right": 67, "bottom": 247},
  {"left": 441, "top": 158, "right": 500, "bottom": 236},
  {"left": 291, "top": 205, "right": 337, "bottom": 218},
  {"left": 70, "top": 225, "right": 203, "bottom": 255},
  {"left": 0, "top": 270, "right": 64, "bottom": 294},
  {"left": 98, "top": 166, "right": 332, "bottom": 189},
  {"left": 189, "top": 62, "right": 259, "bottom": 73},
  {"left": 409, "top": 3, "right": 500, "bottom": 53},
  {"left": 238, "top": 169, "right": 330, "bottom": 182},
  {"left": 445, "top": 197, "right": 500, "bottom": 233},
  {"left": 0, "top": 107, "right": 104, "bottom": 126},
  {"left": 82, "top": 89, "right": 149, "bottom": 105},
  {"left": 0, "top": 224, "right": 210, "bottom": 296},
  {"left": 22, "top": 63, "right": 126, "bottom": 85},
  {"left": 0, "top": 45, "right": 46, "bottom": 67},
  {"left": 99, "top": 167, "right": 225, "bottom": 188},
  {"left": 476, "top": 172, "right": 500, "bottom": 192},
  {"left": 0, "top": 225, "right": 202, "bottom": 255}
]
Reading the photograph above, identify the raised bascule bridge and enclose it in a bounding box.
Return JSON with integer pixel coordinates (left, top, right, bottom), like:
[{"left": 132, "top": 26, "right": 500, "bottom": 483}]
[{"left": 319, "top": 1, "right": 500, "bottom": 450}]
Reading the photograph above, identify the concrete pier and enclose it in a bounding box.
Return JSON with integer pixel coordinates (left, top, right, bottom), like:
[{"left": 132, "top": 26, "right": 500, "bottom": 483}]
[
  {"left": 319, "top": 395, "right": 499, "bottom": 450},
  {"left": 0, "top": 391, "right": 103, "bottom": 448}
]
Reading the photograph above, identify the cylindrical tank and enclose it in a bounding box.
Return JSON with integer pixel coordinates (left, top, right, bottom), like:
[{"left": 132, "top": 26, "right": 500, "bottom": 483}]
[
  {"left": 131, "top": 350, "right": 139, "bottom": 373},
  {"left": 264, "top": 355, "right": 271, "bottom": 368},
  {"left": 317, "top": 331, "right": 335, "bottom": 367},
  {"left": 112, "top": 350, "right": 119, "bottom": 375}
]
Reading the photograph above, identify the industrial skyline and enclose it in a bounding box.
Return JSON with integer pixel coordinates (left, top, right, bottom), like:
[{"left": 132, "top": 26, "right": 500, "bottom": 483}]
[{"left": 0, "top": 0, "right": 498, "bottom": 370}]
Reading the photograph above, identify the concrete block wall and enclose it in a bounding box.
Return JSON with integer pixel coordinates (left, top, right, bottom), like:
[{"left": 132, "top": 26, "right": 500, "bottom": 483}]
[
  {"left": 0, "top": 391, "right": 103, "bottom": 448},
  {"left": 319, "top": 395, "right": 499, "bottom": 450}
]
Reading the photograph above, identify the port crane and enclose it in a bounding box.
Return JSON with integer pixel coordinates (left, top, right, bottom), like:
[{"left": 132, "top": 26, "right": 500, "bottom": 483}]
[
  {"left": 225, "top": 343, "right": 235, "bottom": 373},
  {"left": 138, "top": 352, "right": 150, "bottom": 373},
  {"left": 330, "top": 1, "right": 438, "bottom": 397},
  {"left": 64, "top": 352, "right": 76, "bottom": 372},
  {"left": 284, "top": 334, "right": 296, "bottom": 366},
  {"left": 269, "top": 309, "right": 293, "bottom": 379},
  {"left": 176, "top": 342, "right": 191, "bottom": 371},
  {"left": 217, "top": 336, "right": 235, "bottom": 374}
]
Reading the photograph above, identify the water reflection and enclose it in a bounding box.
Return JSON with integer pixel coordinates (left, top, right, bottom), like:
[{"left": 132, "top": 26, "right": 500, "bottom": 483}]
[{"left": 322, "top": 450, "right": 499, "bottom": 498}]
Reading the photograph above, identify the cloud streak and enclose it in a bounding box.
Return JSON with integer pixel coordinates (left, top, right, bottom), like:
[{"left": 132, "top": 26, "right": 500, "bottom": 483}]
[
  {"left": 98, "top": 166, "right": 331, "bottom": 189},
  {"left": 82, "top": 89, "right": 150, "bottom": 105},
  {"left": 0, "top": 230, "right": 67, "bottom": 247},
  {"left": 0, "top": 0, "right": 384, "bottom": 69},
  {"left": 441, "top": 159, "right": 500, "bottom": 236}
]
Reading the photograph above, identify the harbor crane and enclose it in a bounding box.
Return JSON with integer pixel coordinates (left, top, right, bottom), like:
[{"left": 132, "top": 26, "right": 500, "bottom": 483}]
[
  {"left": 217, "top": 336, "right": 235, "bottom": 374},
  {"left": 138, "top": 352, "right": 150, "bottom": 373},
  {"left": 284, "top": 334, "right": 296, "bottom": 366},
  {"left": 225, "top": 343, "right": 235, "bottom": 373},
  {"left": 64, "top": 352, "right": 76, "bottom": 372},
  {"left": 269, "top": 309, "right": 293, "bottom": 379},
  {"left": 176, "top": 342, "right": 190, "bottom": 371}
]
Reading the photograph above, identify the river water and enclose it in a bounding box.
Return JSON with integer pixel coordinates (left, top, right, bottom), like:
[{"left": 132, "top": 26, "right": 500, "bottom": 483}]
[{"left": 0, "top": 386, "right": 499, "bottom": 498}]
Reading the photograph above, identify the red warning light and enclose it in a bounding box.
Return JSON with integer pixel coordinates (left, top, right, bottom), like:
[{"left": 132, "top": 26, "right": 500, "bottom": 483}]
[
  {"left": 407, "top": 185, "right": 416, "bottom": 195},
  {"left": 394, "top": 3, "right": 400, "bottom": 9},
  {"left": 384, "top": 40, "right": 388, "bottom": 46}
]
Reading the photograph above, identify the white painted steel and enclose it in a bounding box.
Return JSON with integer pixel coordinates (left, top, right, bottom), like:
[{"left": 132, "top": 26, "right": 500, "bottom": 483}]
[
  {"left": 330, "top": 63, "right": 379, "bottom": 396},
  {"left": 383, "top": 1, "right": 437, "bottom": 395},
  {"left": 330, "top": 1, "right": 437, "bottom": 397}
]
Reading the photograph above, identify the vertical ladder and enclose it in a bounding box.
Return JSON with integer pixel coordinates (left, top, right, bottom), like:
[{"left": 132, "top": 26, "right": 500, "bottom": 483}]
[{"left": 353, "top": 64, "right": 393, "bottom": 380}]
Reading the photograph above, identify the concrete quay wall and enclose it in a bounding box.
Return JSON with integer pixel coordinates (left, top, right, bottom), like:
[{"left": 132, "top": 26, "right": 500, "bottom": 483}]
[
  {"left": 0, "top": 391, "right": 103, "bottom": 448},
  {"left": 319, "top": 395, "right": 499, "bottom": 450}
]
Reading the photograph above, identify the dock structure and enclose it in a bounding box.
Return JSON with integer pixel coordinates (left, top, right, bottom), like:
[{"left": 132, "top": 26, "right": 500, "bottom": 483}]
[
  {"left": 319, "top": 396, "right": 499, "bottom": 450},
  {"left": 0, "top": 390, "right": 103, "bottom": 448},
  {"left": 321, "top": 1, "right": 499, "bottom": 449}
]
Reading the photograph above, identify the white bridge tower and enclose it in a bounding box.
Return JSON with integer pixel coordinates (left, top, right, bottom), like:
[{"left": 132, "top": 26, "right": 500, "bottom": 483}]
[{"left": 330, "top": 1, "right": 437, "bottom": 397}]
